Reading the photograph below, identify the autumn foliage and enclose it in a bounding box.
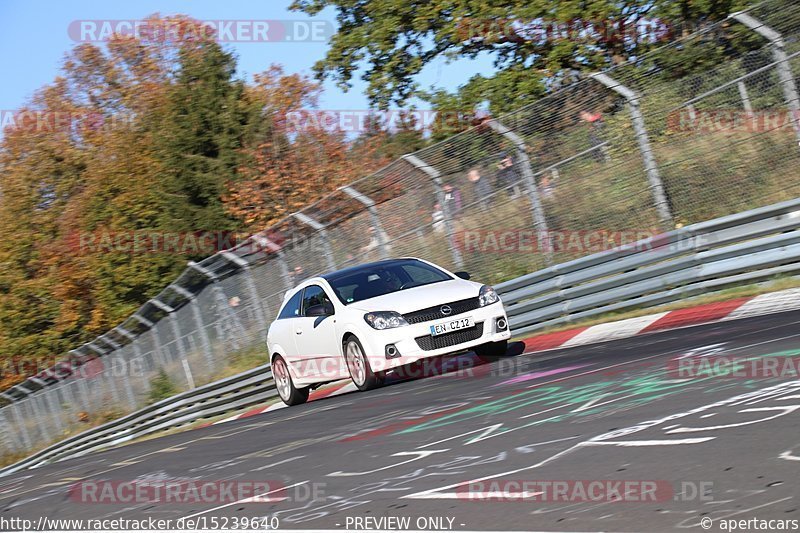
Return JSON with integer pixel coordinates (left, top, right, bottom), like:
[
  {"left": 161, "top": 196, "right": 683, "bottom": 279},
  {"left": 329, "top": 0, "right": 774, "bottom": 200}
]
[{"left": 0, "top": 15, "right": 400, "bottom": 388}]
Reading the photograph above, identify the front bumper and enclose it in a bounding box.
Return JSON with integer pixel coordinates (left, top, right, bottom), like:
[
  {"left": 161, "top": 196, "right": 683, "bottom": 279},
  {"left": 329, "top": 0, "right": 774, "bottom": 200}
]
[{"left": 359, "top": 301, "right": 510, "bottom": 373}]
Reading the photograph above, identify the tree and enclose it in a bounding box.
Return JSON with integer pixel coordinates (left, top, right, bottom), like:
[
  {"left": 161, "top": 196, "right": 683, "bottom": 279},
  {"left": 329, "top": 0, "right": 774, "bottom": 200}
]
[
  {"left": 0, "top": 16, "right": 258, "bottom": 380},
  {"left": 224, "top": 66, "right": 390, "bottom": 231},
  {"left": 291, "top": 0, "right": 751, "bottom": 113}
]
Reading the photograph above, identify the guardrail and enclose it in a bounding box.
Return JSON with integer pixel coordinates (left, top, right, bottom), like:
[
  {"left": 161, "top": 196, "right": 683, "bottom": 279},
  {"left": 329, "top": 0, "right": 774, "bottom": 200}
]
[
  {"left": 0, "top": 364, "right": 275, "bottom": 477},
  {"left": 495, "top": 197, "right": 800, "bottom": 336},
  {"left": 3, "top": 197, "right": 799, "bottom": 477}
]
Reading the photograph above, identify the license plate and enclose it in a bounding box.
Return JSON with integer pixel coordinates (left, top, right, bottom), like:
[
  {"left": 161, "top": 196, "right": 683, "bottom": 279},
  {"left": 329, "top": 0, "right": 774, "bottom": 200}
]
[{"left": 429, "top": 316, "right": 474, "bottom": 336}]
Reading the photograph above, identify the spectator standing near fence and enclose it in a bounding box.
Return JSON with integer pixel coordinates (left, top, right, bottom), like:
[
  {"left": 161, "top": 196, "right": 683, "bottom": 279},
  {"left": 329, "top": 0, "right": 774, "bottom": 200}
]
[
  {"left": 290, "top": 265, "right": 305, "bottom": 286},
  {"left": 580, "top": 110, "right": 606, "bottom": 162},
  {"left": 442, "top": 183, "right": 462, "bottom": 216},
  {"left": 496, "top": 152, "right": 521, "bottom": 198},
  {"left": 468, "top": 168, "right": 491, "bottom": 210}
]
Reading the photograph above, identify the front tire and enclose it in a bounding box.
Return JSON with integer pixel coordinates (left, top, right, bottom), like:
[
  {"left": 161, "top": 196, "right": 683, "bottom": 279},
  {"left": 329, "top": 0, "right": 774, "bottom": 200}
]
[
  {"left": 272, "top": 355, "right": 309, "bottom": 406},
  {"left": 344, "top": 335, "right": 385, "bottom": 391}
]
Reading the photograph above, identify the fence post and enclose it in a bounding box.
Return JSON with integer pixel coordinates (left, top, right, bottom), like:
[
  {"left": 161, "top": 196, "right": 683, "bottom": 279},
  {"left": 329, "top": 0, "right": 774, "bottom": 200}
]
[
  {"left": 131, "top": 314, "right": 161, "bottom": 369},
  {"left": 731, "top": 12, "right": 800, "bottom": 145},
  {"left": 340, "top": 185, "right": 391, "bottom": 260},
  {"left": 401, "top": 154, "right": 464, "bottom": 269},
  {"left": 737, "top": 81, "right": 753, "bottom": 113},
  {"left": 291, "top": 212, "right": 337, "bottom": 272},
  {"left": 221, "top": 251, "right": 269, "bottom": 342},
  {"left": 591, "top": 72, "right": 674, "bottom": 228},
  {"left": 487, "top": 120, "right": 553, "bottom": 264},
  {"left": 171, "top": 284, "right": 216, "bottom": 371},
  {"left": 150, "top": 299, "right": 195, "bottom": 389}
]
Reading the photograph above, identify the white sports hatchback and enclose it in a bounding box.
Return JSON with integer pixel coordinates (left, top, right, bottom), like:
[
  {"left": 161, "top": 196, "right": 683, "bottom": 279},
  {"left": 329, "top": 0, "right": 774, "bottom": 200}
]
[{"left": 267, "top": 257, "right": 511, "bottom": 405}]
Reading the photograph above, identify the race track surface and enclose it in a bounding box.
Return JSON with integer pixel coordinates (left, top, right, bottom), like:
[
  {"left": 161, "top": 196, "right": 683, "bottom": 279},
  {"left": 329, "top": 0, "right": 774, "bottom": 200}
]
[{"left": 2, "top": 311, "right": 800, "bottom": 532}]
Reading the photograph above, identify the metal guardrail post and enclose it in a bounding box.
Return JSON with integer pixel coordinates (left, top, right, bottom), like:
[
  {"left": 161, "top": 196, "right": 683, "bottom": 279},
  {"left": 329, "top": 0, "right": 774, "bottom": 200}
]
[
  {"left": 291, "top": 212, "right": 337, "bottom": 272},
  {"left": 171, "top": 284, "right": 215, "bottom": 371},
  {"left": 221, "top": 252, "right": 269, "bottom": 342},
  {"left": 340, "top": 185, "right": 390, "bottom": 260},
  {"left": 591, "top": 72, "right": 674, "bottom": 228},
  {"left": 401, "top": 154, "right": 464, "bottom": 268},
  {"left": 731, "top": 12, "right": 800, "bottom": 146},
  {"left": 487, "top": 120, "right": 553, "bottom": 264}
]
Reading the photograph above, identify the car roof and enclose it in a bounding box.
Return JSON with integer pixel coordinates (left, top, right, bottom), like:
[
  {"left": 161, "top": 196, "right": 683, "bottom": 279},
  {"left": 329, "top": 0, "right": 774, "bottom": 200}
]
[
  {"left": 320, "top": 257, "right": 420, "bottom": 282},
  {"left": 282, "top": 257, "right": 425, "bottom": 301}
]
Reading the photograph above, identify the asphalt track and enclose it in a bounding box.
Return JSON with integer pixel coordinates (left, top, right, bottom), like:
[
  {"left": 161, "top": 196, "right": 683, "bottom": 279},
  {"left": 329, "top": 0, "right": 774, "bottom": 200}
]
[{"left": 2, "top": 310, "right": 800, "bottom": 532}]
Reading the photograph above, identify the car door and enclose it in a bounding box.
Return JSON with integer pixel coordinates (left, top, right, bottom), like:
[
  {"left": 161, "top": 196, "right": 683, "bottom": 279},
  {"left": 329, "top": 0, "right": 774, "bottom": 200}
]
[
  {"left": 291, "top": 284, "right": 346, "bottom": 381},
  {"left": 269, "top": 288, "right": 303, "bottom": 364}
]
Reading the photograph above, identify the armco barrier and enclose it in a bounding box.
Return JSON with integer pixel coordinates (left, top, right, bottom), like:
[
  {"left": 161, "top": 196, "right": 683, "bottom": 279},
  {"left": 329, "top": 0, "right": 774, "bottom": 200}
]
[
  {"left": 496, "top": 197, "right": 800, "bottom": 335},
  {"left": 2, "top": 197, "right": 799, "bottom": 476},
  {"left": 0, "top": 363, "right": 275, "bottom": 477}
]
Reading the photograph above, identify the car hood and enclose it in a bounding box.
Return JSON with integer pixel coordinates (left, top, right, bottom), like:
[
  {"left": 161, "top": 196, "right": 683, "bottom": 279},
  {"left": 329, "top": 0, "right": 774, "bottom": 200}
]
[{"left": 348, "top": 279, "right": 481, "bottom": 314}]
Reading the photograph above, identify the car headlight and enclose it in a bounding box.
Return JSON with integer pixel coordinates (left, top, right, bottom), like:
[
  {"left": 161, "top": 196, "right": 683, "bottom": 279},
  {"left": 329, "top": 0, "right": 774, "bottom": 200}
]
[
  {"left": 479, "top": 285, "right": 500, "bottom": 307},
  {"left": 364, "top": 311, "right": 409, "bottom": 330}
]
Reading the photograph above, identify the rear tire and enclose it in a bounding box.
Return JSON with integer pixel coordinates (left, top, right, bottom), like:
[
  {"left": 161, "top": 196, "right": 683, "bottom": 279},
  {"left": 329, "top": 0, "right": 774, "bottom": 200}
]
[
  {"left": 344, "top": 335, "right": 385, "bottom": 391},
  {"left": 272, "top": 355, "right": 309, "bottom": 406},
  {"left": 475, "top": 340, "right": 508, "bottom": 357}
]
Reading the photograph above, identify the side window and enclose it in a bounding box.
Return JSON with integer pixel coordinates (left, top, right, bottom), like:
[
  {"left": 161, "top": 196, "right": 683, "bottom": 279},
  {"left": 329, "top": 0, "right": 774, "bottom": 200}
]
[
  {"left": 301, "top": 285, "right": 333, "bottom": 316},
  {"left": 277, "top": 290, "right": 303, "bottom": 319}
]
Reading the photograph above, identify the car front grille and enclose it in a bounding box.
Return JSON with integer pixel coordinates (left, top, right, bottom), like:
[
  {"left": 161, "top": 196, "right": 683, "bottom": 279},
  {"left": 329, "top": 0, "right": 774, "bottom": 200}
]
[
  {"left": 415, "top": 322, "right": 484, "bottom": 351},
  {"left": 403, "top": 297, "right": 480, "bottom": 324}
]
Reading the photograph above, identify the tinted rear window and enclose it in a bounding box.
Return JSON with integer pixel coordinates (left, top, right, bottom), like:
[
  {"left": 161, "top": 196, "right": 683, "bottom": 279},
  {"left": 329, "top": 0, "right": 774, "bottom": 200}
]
[{"left": 277, "top": 290, "right": 302, "bottom": 319}]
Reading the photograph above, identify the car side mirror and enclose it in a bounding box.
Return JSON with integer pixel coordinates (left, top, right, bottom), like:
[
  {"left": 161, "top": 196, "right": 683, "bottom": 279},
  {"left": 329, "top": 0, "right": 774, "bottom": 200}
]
[
  {"left": 454, "top": 271, "right": 471, "bottom": 280},
  {"left": 306, "top": 302, "right": 334, "bottom": 317}
]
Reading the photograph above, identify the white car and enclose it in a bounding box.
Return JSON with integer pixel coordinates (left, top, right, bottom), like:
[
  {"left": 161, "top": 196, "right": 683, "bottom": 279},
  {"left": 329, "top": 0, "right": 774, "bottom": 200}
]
[{"left": 267, "top": 257, "right": 511, "bottom": 405}]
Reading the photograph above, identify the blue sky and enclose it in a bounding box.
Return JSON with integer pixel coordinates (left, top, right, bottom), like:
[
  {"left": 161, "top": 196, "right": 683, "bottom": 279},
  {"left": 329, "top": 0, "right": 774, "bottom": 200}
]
[{"left": 0, "top": 0, "right": 496, "bottom": 115}]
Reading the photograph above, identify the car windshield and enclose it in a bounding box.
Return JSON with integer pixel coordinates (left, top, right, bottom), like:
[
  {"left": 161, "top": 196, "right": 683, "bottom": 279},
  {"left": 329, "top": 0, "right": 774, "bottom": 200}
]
[{"left": 327, "top": 259, "right": 453, "bottom": 304}]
